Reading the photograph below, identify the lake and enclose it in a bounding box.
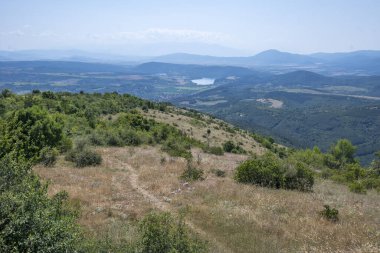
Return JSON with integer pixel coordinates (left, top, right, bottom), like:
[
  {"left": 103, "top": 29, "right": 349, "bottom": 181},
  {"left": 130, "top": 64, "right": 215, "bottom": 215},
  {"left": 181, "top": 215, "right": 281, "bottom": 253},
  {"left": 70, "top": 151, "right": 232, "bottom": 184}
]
[{"left": 191, "top": 78, "right": 215, "bottom": 85}]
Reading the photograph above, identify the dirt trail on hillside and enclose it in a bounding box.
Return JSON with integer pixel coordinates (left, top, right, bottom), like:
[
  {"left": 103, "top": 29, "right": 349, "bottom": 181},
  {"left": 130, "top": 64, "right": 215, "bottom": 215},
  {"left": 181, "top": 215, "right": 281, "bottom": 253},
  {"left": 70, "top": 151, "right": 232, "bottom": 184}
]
[{"left": 109, "top": 155, "right": 234, "bottom": 253}]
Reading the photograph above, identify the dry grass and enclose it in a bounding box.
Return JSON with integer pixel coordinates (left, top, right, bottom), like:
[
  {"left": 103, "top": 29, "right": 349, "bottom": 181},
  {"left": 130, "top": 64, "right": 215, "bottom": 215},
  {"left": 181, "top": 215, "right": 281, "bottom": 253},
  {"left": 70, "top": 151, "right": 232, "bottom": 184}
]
[
  {"left": 35, "top": 146, "right": 380, "bottom": 253},
  {"left": 141, "top": 107, "right": 266, "bottom": 155}
]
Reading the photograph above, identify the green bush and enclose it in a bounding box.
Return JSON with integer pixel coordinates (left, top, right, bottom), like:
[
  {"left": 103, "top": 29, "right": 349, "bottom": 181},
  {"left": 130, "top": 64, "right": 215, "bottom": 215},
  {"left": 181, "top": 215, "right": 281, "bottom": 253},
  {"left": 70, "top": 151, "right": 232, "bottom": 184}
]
[
  {"left": 139, "top": 212, "right": 207, "bottom": 253},
  {"left": 235, "top": 153, "right": 314, "bottom": 191},
  {"left": 66, "top": 149, "right": 102, "bottom": 168},
  {"left": 283, "top": 162, "right": 314, "bottom": 191},
  {"left": 320, "top": 205, "right": 339, "bottom": 222},
  {"left": 162, "top": 138, "right": 192, "bottom": 160},
  {"left": 234, "top": 153, "right": 284, "bottom": 188},
  {"left": 211, "top": 169, "right": 226, "bottom": 177},
  {"left": 361, "top": 178, "right": 380, "bottom": 191},
  {"left": 0, "top": 156, "right": 80, "bottom": 252},
  {"left": 39, "top": 147, "right": 59, "bottom": 167},
  {"left": 119, "top": 129, "right": 142, "bottom": 146},
  {"left": 181, "top": 163, "right": 204, "bottom": 181},
  {"left": 105, "top": 132, "right": 124, "bottom": 146},
  {"left": 0, "top": 106, "right": 65, "bottom": 162},
  {"left": 203, "top": 146, "right": 224, "bottom": 156},
  {"left": 349, "top": 181, "right": 367, "bottom": 194},
  {"left": 223, "top": 141, "right": 235, "bottom": 153}
]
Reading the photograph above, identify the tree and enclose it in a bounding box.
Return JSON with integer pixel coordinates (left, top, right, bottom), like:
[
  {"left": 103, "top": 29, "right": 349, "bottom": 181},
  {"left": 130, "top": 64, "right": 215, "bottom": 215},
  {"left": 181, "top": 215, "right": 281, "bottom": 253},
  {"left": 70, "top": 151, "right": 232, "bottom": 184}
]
[
  {"left": 1, "top": 89, "right": 12, "bottom": 98},
  {"left": 0, "top": 106, "right": 66, "bottom": 161},
  {"left": 329, "top": 139, "right": 357, "bottom": 167},
  {"left": 371, "top": 151, "right": 380, "bottom": 176},
  {"left": 0, "top": 156, "right": 80, "bottom": 252}
]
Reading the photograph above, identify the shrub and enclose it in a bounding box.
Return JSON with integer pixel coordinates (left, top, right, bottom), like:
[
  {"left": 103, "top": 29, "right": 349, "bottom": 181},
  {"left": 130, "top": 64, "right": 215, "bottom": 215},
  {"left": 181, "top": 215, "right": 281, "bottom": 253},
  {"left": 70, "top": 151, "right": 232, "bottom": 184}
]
[
  {"left": 234, "top": 153, "right": 284, "bottom": 188},
  {"left": 349, "top": 181, "right": 367, "bottom": 194},
  {"left": 361, "top": 178, "right": 380, "bottom": 191},
  {"left": 203, "top": 146, "right": 224, "bottom": 156},
  {"left": 235, "top": 153, "right": 315, "bottom": 191},
  {"left": 329, "top": 139, "right": 357, "bottom": 166},
  {"left": 0, "top": 156, "right": 80, "bottom": 252},
  {"left": 223, "top": 141, "right": 235, "bottom": 153},
  {"left": 39, "top": 147, "right": 59, "bottom": 167},
  {"left": 181, "top": 163, "right": 204, "bottom": 181},
  {"left": 120, "top": 129, "right": 142, "bottom": 146},
  {"left": 0, "top": 106, "right": 65, "bottom": 162},
  {"left": 65, "top": 141, "right": 102, "bottom": 168},
  {"left": 223, "top": 141, "right": 246, "bottom": 154},
  {"left": 105, "top": 132, "right": 124, "bottom": 146},
  {"left": 211, "top": 169, "right": 226, "bottom": 177},
  {"left": 67, "top": 149, "right": 102, "bottom": 168},
  {"left": 88, "top": 132, "right": 105, "bottom": 146},
  {"left": 162, "top": 138, "right": 192, "bottom": 160},
  {"left": 283, "top": 162, "right": 314, "bottom": 191},
  {"left": 320, "top": 205, "right": 339, "bottom": 222},
  {"left": 139, "top": 212, "right": 207, "bottom": 253}
]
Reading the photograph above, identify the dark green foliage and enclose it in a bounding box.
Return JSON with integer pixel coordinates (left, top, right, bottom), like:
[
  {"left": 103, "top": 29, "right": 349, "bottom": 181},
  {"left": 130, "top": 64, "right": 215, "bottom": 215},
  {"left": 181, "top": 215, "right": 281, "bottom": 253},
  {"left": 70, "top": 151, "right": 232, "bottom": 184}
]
[
  {"left": 0, "top": 106, "right": 65, "bottom": 162},
  {"left": 371, "top": 151, "right": 380, "bottom": 176},
  {"left": 66, "top": 149, "right": 102, "bottom": 168},
  {"left": 329, "top": 139, "right": 357, "bottom": 168},
  {"left": 202, "top": 146, "right": 224, "bottom": 156},
  {"left": 162, "top": 138, "right": 193, "bottom": 160},
  {"left": 234, "top": 153, "right": 284, "bottom": 189},
  {"left": 41, "top": 91, "right": 57, "bottom": 99},
  {"left": 235, "top": 153, "right": 314, "bottom": 191},
  {"left": 1, "top": 89, "right": 13, "bottom": 98},
  {"left": 139, "top": 212, "right": 207, "bottom": 253},
  {"left": 349, "top": 181, "right": 367, "bottom": 194},
  {"left": 223, "top": 141, "right": 235, "bottom": 152},
  {"left": 39, "top": 147, "right": 59, "bottom": 167},
  {"left": 0, "top": 156, "right": 80, "bottom": 252},
  {"left": 181, "top": 163, "right": 204, "bottom": 181},
  {"left": 211, "top": 169, "right": 226, "bottom": 177},
  {"left": 283, "top": 161, "right": 314, "bottom": 191},
  {"left": 65, "top": 140, "right": 102, "bottom": 168},
  {"left": 320, "top": 205, "right": 339, "bottom": 222},
  {"left": 223, "top": 141, "right": 246, "bottom": 154}
]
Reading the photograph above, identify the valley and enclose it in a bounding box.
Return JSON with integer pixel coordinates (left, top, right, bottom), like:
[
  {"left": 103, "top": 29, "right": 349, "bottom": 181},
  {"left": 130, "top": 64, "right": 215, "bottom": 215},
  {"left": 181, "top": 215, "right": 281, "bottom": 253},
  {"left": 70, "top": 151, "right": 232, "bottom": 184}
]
[{"left": 1, "top": 59, "right": 380, "bottom": 164}]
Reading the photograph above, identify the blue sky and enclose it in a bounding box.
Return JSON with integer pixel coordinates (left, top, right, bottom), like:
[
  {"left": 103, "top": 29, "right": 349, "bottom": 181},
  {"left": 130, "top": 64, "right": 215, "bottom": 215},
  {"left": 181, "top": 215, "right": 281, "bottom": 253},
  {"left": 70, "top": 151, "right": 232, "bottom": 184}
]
[{"left": 1, "top": 0, "right": 379, "bottom": 56}]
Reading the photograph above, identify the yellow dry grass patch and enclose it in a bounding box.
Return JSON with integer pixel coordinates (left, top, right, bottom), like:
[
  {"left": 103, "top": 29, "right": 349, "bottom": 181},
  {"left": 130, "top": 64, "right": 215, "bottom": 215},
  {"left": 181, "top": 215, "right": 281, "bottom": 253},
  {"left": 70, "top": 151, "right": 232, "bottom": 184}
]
[
  {"left": 141, "top": 107, "right": 266, "bottom": 155},
  {"left": 35, "top": 146, "right": 380, "bottom": 253}
]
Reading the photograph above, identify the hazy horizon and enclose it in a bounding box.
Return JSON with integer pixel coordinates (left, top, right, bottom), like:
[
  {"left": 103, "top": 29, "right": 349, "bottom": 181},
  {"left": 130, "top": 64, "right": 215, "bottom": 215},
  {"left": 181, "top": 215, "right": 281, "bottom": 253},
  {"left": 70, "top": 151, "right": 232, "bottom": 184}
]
[{"left": 1, "top": 0, "right": 380, "bottom": 56}]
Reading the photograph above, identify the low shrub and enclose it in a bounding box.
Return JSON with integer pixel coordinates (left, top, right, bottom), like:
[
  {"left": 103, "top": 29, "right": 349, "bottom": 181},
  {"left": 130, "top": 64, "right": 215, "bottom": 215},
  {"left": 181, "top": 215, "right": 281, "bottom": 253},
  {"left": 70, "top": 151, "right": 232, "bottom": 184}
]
[
  {"left": 65, "top": 140, "right": 102, "bottom": 168},
  {"left": 283, "top": 162, "right": 314, "bottom": 191},
  {"left": 320, "top": 205, "right": 339, "bottom": 222},
  {"left": 139, "top": 212, "right": 207, "bottom": 253},
  {"left": 181, "top": 163, "right": 204, "bottom": 181},
  {"left": 162, "top": 138, "right": 192, "bottom": 160},
  {"left": 223, "top": 141, "right": 246, "bottom": 154},
  {"left": 361, "top": 178, "right": 380, "bottom": 191},
  {"left": 235, "top": 153, "right": 314, "bottom": 191},
  {"left": 211, "top": 169, "right": 226, "bottom": 177},
  {"left": 105, "top": 132, "right": 124, "bottom": 146},
  {"left": 203, "top": 146, "right": 224, "bottom": 156},
  {"left": 349, "top": 181, "right": 367, "bottom": 194},
  {"left": 39, "top": 147, "right": 59, "bottom": 167},
  {"left": 234, "top": 153, "right": 283, "bottom": 188}
]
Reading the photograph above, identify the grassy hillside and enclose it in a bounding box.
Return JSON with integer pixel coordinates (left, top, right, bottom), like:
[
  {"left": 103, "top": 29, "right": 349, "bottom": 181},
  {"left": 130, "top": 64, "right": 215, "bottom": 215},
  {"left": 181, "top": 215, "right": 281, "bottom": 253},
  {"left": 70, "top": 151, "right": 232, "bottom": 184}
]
[
  {"left": 173, "top": 80, "right": 380, "bottom": 165},
  {"left": 1, "top": 91, "right": 379, "bottom": 252}
]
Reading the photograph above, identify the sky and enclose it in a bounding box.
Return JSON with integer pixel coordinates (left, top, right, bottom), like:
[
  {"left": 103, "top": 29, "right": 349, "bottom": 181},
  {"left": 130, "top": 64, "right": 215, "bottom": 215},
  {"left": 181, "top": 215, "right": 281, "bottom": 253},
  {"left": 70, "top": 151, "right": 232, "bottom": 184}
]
[{"left": 1, "top": 0, "right": 380, "bottom": 56}]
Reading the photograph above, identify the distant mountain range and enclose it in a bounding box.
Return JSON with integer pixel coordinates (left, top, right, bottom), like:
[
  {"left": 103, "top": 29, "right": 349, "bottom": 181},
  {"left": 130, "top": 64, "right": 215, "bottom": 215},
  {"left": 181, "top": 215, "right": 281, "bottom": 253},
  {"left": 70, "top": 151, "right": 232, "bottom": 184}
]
[
  {"left": 153, "top": 50, "right": 380, "bottom": 75},
  {"left": 2, "top": 49, "right": 379, "bottom": 75}
]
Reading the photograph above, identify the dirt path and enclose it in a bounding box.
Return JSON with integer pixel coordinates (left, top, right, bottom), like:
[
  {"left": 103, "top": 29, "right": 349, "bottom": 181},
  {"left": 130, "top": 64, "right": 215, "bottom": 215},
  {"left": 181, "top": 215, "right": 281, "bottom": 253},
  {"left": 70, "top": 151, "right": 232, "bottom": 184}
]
[{"left": 111, "top": 156, "right": 234, "bottom": 253}]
